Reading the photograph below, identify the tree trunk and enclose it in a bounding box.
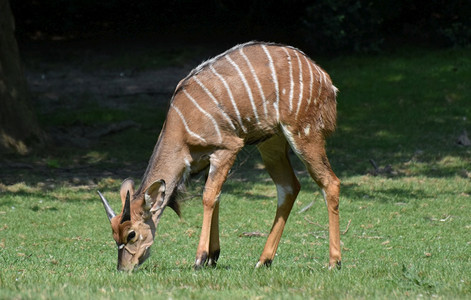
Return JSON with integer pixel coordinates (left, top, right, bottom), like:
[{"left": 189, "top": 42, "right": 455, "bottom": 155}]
[{"left": 0, "top": 0, "right": 44, "bottom": 154}]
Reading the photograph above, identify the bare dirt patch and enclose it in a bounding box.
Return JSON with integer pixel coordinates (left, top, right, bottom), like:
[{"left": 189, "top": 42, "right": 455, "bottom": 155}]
[{"left": 2, "top": 45, "right": 196, "bottom": 187}]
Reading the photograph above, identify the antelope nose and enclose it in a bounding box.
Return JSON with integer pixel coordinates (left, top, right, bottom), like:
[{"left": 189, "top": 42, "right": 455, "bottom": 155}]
[{"left": 117, "top": 263, "right": 133, "bottom": 273}]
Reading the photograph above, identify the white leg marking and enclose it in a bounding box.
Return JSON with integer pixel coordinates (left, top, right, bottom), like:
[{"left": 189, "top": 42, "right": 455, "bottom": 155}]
[
  {"left": 210, "top": 65, "right": 247, "bottom": 133},
  {"left": 276, "top": 184, "right": 294, "bottom": 207},
  {"left": 294, "top": 51, "right": 304, "bottom": 120},
  {"left": 321, "top": 188, "right": 328, "bottom": 207},
  {"left": 261, "top": 45, "right": 280, "bottom": 122},
  {"left": 303, "top": 56, "right": 314, "bottom": 111},
  {"left": 280, "top": 124, "right": 300, "bottom": 156},
  {"left": 282, "top": 47, "right": 294, "bottom": 113},
  {"left": 183, "top": 157, "right": 192, "bottom": 182},
  {"left": 239, "top": 48, "right": 268, "bottom": 118},
  {"left": 193, "top": 76, "right": 237, "bottom": 131},
  {"left": 182, "top": 89, "right": 222, "bottom": 144},
  {"left": 225, "top": 55, "right": 260, "bottom": 124},
  {"left": 171, "top": 103, "right": 206, "bottom": 143}
]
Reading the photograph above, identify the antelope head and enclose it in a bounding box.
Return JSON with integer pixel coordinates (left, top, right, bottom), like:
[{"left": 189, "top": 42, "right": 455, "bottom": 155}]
[{"left": 98, "top": 179, "right": 167, "bottom": 272}]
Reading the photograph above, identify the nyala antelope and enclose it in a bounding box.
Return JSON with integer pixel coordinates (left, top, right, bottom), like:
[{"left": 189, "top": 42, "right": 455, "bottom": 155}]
[{"left": 98, "top": 41, "right": 341, "bottom": 272}]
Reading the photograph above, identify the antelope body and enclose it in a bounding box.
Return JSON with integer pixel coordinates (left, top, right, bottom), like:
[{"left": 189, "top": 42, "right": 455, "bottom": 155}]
[{"left": 99, "top": 41, "right": 341, "bottom": 271}]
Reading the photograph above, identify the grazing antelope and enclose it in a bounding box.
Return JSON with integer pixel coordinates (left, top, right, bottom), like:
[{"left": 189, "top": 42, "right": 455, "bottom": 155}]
[{"left": 98, "top": 41, "right": 341, "bottom": 272}]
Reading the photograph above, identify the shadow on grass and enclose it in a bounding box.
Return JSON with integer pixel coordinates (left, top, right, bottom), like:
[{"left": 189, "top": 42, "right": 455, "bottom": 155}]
[
  {"left": 1, "top": 44, "right": 470, "bottom": 194},
  {"left": 340, "top": 182, "right": 434, "bottom": 204}
]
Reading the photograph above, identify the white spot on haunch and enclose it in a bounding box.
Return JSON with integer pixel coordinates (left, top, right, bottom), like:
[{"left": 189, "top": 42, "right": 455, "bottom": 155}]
[{"left": 304, "top": 124, "right": 311, "bottom": 136}]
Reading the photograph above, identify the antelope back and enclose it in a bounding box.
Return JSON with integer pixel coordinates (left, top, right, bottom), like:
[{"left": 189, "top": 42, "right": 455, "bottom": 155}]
[{"left": 168, "top": 41, "right": 338, "bottom": 147}]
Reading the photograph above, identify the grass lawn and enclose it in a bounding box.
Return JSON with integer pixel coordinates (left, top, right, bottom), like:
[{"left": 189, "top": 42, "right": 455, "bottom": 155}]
[{"left": 1, "top": 43, "right": 470, "bottom": 299}]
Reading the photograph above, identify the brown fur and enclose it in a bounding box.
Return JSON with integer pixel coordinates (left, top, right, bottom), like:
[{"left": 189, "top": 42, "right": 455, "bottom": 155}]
[{"left": 100, "top": 42, "right": 341, "bottom": 272}]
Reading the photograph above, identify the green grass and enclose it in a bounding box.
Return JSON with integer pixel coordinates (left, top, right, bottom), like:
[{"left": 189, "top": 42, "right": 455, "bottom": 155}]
[{"left": 1, "top": 45, "right": 470, "bottom": 299}]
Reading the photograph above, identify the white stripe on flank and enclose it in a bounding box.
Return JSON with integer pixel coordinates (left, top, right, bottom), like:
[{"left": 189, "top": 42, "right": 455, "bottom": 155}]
[
  {"left": 294, "top": 51, "right": 304, "bottom": 120},
  {"left": 319, "top": 67, "right": 328, "bottom": 85},
  {"left": 282, "top": 47, "right": 294, "bottom": 112},
  {"left": 239, "top": 48, "right": 268, "bottom": 118},
  {"left": 182, "top": 89, "right": 222, "bottom": 143},
  {"left": 313, "top": 64, "right": 324, "bottom": 104},
  {"left": 210, "top": 65, "right": 247, "bottom": 133},
  {"left": 317, "top": 65, "right": 327, "bottom": 86},
  {"left": 225, "top": 55, "right": 260, "bottom": 124},
  {"left": 171, "top": 103, "right": 206, "bottom": 143},
  {"left": 261, "top": 45, "right": 280, "bottom": 122},
  {"left": 193, "top": 76, "right": 237, "bottom": 131},
  {"left": 303, "top": 56, "right": 314, "bottom": 111}
]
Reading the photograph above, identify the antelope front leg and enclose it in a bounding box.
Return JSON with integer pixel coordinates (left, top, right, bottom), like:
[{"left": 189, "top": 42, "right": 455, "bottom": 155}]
[
  {"left": 194, "top": 149, "right": 239, "bottom": 269},
  {"left": 207, "top": 200, "right": 220, "bottom": 266}
]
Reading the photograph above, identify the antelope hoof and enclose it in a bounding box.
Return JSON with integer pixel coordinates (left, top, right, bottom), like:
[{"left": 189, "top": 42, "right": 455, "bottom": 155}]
[
  {"left": 194, "top": 251, "right": 208, "bottom": 270},
  {"left": 255, "top": 259, "right": 272, "bottom": 268},
  {"left": 207, "top": 249, "right": 220, "bottom": 267},
  {"left": 328, "top": 260, "right": 341, "bottom": 270}
]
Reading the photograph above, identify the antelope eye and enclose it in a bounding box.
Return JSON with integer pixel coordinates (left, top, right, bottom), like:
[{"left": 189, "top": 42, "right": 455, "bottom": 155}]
[{"left": 127, "top": 231, "right": 136, "bottom": 243}]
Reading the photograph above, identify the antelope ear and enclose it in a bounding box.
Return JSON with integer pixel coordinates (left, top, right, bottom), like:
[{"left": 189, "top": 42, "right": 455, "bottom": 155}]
[
  {"left": 120, "top": 179, "right": 135, "bottom": 207},
  {"left": 144, "top": 180, "right": 166, "bottom": 213},
  {"left": 120, "top": 191, "right": 131, "bottom": 224}
]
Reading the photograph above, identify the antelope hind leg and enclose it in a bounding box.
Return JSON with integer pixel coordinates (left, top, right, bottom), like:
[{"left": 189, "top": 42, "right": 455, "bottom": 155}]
[{"left": 255, "top": 135, "right": 300, "bottom": 267}]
